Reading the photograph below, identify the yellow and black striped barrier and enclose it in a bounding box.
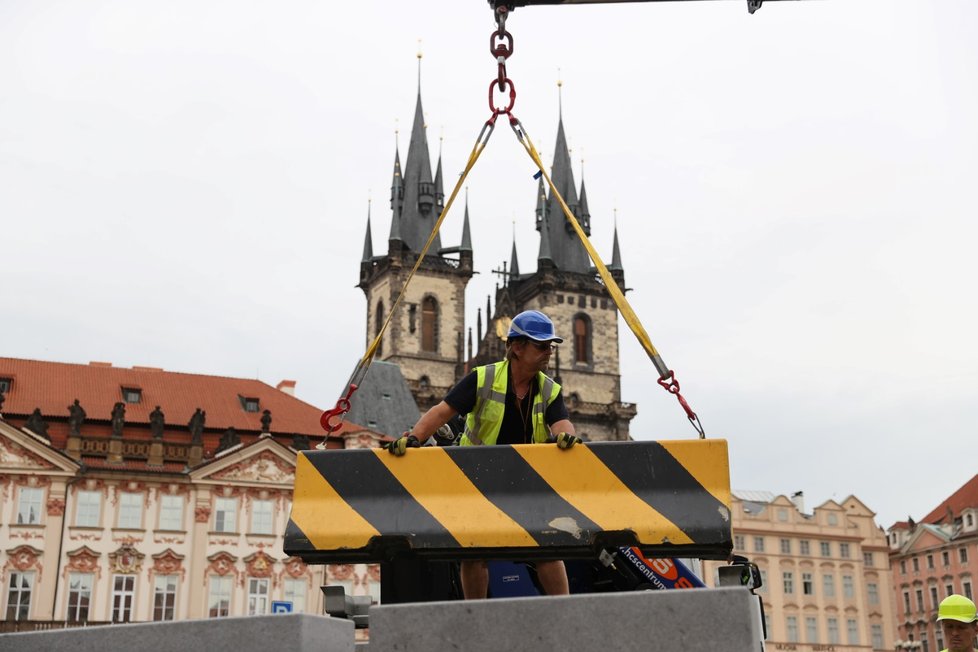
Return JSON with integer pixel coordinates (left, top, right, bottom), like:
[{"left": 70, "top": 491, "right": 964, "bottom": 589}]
[{"left": 284, "top": 440, "right": 731, "bottom": 563}]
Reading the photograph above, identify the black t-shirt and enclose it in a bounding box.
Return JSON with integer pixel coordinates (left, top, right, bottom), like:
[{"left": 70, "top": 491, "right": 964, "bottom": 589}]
[{"left": 444, "top": 368, "right": 570, "bottom": 445}]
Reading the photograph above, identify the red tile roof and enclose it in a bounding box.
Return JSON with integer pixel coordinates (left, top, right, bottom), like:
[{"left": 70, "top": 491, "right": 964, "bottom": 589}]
[
  {"left": 922, "top": 473, "right": 978, "bottom": 525},
  {"left": 0, "top": 357, "right": 357, "bottom": 439}
]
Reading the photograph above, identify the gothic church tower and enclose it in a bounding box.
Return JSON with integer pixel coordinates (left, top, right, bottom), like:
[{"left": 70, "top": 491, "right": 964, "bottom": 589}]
[{"left": 358, "top": 86, "right": 474, "bottom": 412}]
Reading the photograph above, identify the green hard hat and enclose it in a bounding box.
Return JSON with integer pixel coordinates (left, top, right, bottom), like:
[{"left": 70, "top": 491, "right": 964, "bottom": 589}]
[{"left": 937, "top": 594, "right": 978, "bottom": 623}]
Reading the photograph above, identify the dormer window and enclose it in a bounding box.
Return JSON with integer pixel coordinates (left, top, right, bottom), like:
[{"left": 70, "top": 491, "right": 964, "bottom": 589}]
[
  {"left": 240, "top": 396, "right": 260, "bottom": 413},
  {"left": 0, "top": 377, "right": 12, "bottom": 393},
  {"left": 122, "top": 387, "right": 142, "bottom": 404}
]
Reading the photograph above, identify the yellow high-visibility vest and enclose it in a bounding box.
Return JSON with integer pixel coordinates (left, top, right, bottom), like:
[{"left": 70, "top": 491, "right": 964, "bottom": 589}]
[{"left": 460, "top": 360, "right": 561, "bottom": 446}]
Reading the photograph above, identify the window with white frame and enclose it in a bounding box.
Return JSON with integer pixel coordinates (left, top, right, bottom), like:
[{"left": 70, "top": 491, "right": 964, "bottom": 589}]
[
  {"left": 283, "top": 578, "right": 306, "bottom": 613},
  {"left": 75, "top": 490, "right": 101, "bottom": 527},
  {"left": 753, "top": 536, "right": 765, "bottom": 553},
  {"left": 846, "top": 618, "right": 859, "bottom": 645},
  {"left": 250, "top": 500, "right": 273, "bottom": 535},
  {"left": 734, "top": 535, "right": 745, "bottom": 550},
  {"left": 823, "top": 573, "right": 835, "bottom": 598},
  {"left": 214, "top": 497, "right": 237, "bottom": 533},
  {"left": 783, "top": 571, "right": 794, "bottom": 594},
  {"left": 943, "top": 551, "right": 951, "bottom": 567},
  {"left": 903, "top": 590, "right": 911, "bottom": 614},
  {"left": 930, "top": 585, "right": 939, "bottom": 609},
  {"left": 6, "top": 571, "right": 35, "bottom": 620},
  {"left": 17, "top": 487, "right": 44, "bottom": 524},
  {"left": 827, "top": 617, "right": 840, "bottom": 644},
  {"left": 153, "top": 575, "right": 178, "bottom": 621},
  {"left": 799, "top": 540, "right": 810, "bottom": 555},
  {"left": 158, "top": 494, "right": 184, "bottom": 531},
  {"left": 946, "top": 582, "right": 955, "bottom": 597},
  {"left": 112, "top": 575, "right": 136, "bottom": 623},
  {"left": 963, "top": 579, "right": 973, "bottom": 601},
  {"left": 839, "top": 542, "right": 850, "bottom": 558},
  {"left": 827, "top": 512, "right": 838, "bottom": 526},
  {"left": 780, "top": 538, "right": 791, "bottom": 554},
  {"left": 117, "top": 492, "right": 143, "bottom": 529},
  {"left": 820, "top": 541, "right": 831, "bottom": 557},
  {"left": 863, "top": 551, "right": 874, "bottom": 566},
  {"left": 786, "top": 616, "right": 799, "bottom": 643},
  {"left": 960, "top": 547, "right": 969, "bottom": 564},
  {"left": 927, "top": 553, "right": 935, "bottom": 569},
  {"left": 248, "top": 578, "right": 269, "bottom": 615},
  {"left": 208, "top": 576, "right": 232, "bottom": 618},
  {"left": 66, "top": 573, "right": 94, "bottom": 622}
]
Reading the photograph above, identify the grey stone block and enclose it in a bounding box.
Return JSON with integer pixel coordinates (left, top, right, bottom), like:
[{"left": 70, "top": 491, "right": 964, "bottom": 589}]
[
  {"left": 0, "top": 613, "right": 355, "bottom": 652},
  {"left": 368, "top": 587, "right": 763, "bottom": 652}
]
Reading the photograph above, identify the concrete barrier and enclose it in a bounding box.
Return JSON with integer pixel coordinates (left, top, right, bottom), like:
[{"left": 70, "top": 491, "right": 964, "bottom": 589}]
[
  {"left": 368, "top": 587, "right": 763, "bottom": 652},
  {"left": 0, "top": 613, "right": 355, "bottom": 652}
]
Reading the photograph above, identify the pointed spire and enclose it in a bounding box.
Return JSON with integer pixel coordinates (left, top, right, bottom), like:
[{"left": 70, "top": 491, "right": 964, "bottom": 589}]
[
  {"left": 542, "top": 93, "right": 589, "bottom": 274},
  {"left": 486, "top": 295, "right": 492, "bottom": 322},
  {"left": 397, "top": 73, "right": 441, "bottom": 252},
  {"left": 578, "top": 173, "right": 592, "bottom": 236},
  {"left": 362, "top": 200, "right": 374, "bottom": 262},
  {"left": 434, "top": 144, "right": 445, "bottom": 213},
  {"left": 388, "top": 142, "right": 403, "bottom": 247},
  {"left": 610, "top": 221, "right": 623, "bottom": 271},
  {"left": 509, "top": 236, "right": 520, "bottom": 278},
  {"left": 477, "top": 307, "right": 483, "bottom": 343},
  {"left": 460, "top": 192, "right": 473, "bottom": 252}
]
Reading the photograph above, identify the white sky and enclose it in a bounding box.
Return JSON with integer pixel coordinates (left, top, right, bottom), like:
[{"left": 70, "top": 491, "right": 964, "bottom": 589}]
[{"left": 2, "top": 0, "right": 976, "bottom": 530}]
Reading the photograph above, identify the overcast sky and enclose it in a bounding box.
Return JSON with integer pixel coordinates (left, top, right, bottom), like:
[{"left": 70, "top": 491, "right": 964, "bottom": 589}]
[{"left": 2, "top": 0, "right": 976, "bottom": 530}]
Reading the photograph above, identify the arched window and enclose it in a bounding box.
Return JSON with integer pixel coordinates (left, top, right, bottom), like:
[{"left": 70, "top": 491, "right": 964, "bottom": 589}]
[
  {"left": 573, "top": 314, "right": 590, "bottom": 364},
  {"left": 421, "top": 296, "right": 439, "bottom": 353},
  {"left": 375, "top": 300, "right": 385, "bottom": 357}
]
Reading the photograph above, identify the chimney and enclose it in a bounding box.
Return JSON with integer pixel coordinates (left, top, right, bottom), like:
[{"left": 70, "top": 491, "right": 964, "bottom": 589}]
[
  {"left": 791, "top": 491, "right": 805, "bottom": 514},
  {"left": 276, "top": 380, "right": 296, "bottom": 396},
  {"left": 89, "top": 361, "right": 113, "bottom": 367}
]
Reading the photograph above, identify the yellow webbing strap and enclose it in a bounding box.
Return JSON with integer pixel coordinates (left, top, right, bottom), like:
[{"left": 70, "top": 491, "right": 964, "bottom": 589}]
[{"left": 512, "top": 123, "right": 671, "bottom": 381}]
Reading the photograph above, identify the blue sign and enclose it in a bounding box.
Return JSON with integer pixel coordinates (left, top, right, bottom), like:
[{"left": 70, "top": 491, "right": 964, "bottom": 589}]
[{"left": 271, "top": 601, "right": 293, "bottom": 614}]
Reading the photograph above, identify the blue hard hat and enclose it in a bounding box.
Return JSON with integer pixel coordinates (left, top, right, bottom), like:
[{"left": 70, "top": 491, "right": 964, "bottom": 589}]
[{"left": 507, "top": 310, "right": 563, "bottom": 343}]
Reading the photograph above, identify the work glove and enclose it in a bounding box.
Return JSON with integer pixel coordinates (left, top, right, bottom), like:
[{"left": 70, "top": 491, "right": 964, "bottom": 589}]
[
  {"left": 386, "top": 433, "right": 420, "bottom": 456},
  {"left": 553, "top": 432, "right": 582, "bottom": 450}
]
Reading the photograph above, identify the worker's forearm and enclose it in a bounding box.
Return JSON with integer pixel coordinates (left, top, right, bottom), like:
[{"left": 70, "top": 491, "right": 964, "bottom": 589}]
[
  {"left": 549, "top": 419, "right": 575, "bottom": 436},
  {"left": 409, "top": 401, "right": 458, "bottom": 443}
]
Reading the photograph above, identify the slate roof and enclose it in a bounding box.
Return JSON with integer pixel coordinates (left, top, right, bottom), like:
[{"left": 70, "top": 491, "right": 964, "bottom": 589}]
[{"left": 345, "top": 361, "right": 420, "bottom": 438}]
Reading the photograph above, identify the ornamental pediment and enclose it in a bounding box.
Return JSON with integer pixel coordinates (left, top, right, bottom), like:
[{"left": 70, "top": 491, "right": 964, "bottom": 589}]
[
  {"left": 0, "top": 419, "right": 79, "bottom": 474},
  {"left": 208, "top": 450, "right": 294, "bottom": 485}
]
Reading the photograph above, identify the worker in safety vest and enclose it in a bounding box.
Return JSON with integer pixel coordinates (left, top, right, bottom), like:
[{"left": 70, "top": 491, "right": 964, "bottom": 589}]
[
  {"left": 936, "top": 594, "right": 977, "bottom": 652},
  {"left": 386, "top": 309, "right": 581, "bottom": 599}
]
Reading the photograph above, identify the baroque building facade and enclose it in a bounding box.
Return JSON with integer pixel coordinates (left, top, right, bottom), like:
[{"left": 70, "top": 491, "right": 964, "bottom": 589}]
[
  {"left": 359, "top": 85, "right": 636, "bottom": 440},
  {"left": 0, "top": 357, "right": 384, "bottom": 631},
  {"left": 886, "top": 473, "right": 978, "bottom": 651},
  {"left": 703, "top": 491, "right": 898, "bottom": 652}
]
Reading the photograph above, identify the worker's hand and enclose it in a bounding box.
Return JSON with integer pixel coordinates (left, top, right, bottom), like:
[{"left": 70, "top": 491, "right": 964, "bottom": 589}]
[
  {"left": 386, "top": 433, "right": 420, "bottom": 456},
  {"left": 554, "top": 432, "right": 582, "bottom": 450}
]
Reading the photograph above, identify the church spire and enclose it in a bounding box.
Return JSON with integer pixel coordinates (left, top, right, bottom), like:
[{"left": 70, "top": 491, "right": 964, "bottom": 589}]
[
  {"left": 396, "top": 54, "right": 441, "bottom": 254},
  {"left": 460, "top": 192, "right": 473, "bottom": 252},
  {"left": 509, "top": 233, "right": 520, "bottom": 278},
  {"left": 362, "top": 200, "right": 374, "bottom": 262},
  {"left": 388, "top": 139, "right": 403, "bottom": 249},
  {"left": 542, "top": 92, "right": 589, "bottom": 274}
]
